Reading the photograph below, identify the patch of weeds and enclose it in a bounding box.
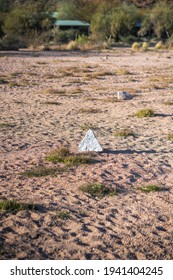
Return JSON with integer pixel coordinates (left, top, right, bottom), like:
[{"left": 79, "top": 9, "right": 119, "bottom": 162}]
[
  {"left": 0, "top": 200, "right": 38, "bottom": 213},
  {"left": 116, "top": 69, "right": 132, "bottom": 75},
  {"left": 9, "top": 82, "right": 21, "bottom": 87},
  {"left": 113, "top": 129, "right": 134, "bottom": 138},
  {"left": 10, "top": 72, "right": 23, "bottom": 78},
  {"left": 135, "top": 108, "right": 154, "bottom": 118},
  {"left": 37, "top": 61, "right": 47, "bottom": 65},
  {"left": 80, "top": 183, "right": 116, "bottom": 198},
  {"left": 138, "top": 185, "right": 160, "bottom": 193},
  {"left": 57, "top": 210, "right": 70, "bottom": 220},
  {"left": 41, "top": 88, "right": 66, "bottom": 95},
  {"left": 41, "top": 101, "right": 61, "bottom": 105},
  {"left": 80, "top": 123, "right": 97, "bottom": 131},
  {"left": 0, "top": 123, "right": 15, "bottom": 128},
  {"left": 46, "top": 146, "right": 95, "bottom": 166},
  {"left": 78, "top": 108, "right": 101, "bottom": 114},
  {"left": 21, "top": 166, "right": 66, "bottom": 177},
  {"left": 167, "top": 133, "right": 173, "bottom": 141}
]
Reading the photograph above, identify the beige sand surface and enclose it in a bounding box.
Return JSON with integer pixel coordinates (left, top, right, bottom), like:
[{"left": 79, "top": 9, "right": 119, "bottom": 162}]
[{"left": 0, "top": 48, "right": 173, "bottom": 259}]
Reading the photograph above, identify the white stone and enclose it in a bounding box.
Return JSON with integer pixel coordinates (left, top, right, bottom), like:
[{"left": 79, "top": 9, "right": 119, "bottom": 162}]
[
  {"left": 117, "top": 91, "right": 133, "bottom": 100},
  {"left": 78, "top": 129, "right": 103, "bottom": 152}
]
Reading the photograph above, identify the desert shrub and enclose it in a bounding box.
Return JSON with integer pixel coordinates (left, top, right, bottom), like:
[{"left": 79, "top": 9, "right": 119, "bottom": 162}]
[
  {"left": 66, "top": 40, "right": 79, "bottom": 50},
  {"left": 155, "top": 41, "right": 165, "bottom": 49},
  {"left": 114, "top": 129, "right": 134, "bottom": 138},
  {"left": 141, "top": 42, "right": 149, "bottom": 51},
  {"left": 80, "top": 183, "right": 116, "bottom": 198},
  {"left": 131, "top": 42, "right": 140, "bottom": 51},
  {"left": 21, "top": 166, "right": 65, "bottom": 177},
  {"left": 135, "top": 108, "right": 154, "bottom": 118}
]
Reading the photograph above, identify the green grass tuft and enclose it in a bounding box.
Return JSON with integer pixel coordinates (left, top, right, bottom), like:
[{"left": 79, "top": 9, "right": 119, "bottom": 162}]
[
  {"left": 0, "top": 200, "right": 38, "bottom": 213},
  {"left": 135, "top": 108, "right": 154, "bottom": 118},
  {"left": 138, "top": 185, "right": 160, "bottom": 193},
  {"left": 46, "top": 147, "right": 94, "bottom": 166},
  {"left": 21, "top": 166, "right": 66, "bottom": 177},
  {"left": 80, "top": 183, "right": 116, "bottom": 198},
  {"left": 57, "top": 210, "right": 70, "bottom": 220}
]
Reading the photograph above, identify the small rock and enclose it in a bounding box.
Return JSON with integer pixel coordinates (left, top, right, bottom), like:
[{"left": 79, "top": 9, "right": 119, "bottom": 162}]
[
  {"left": 78, "top": 129, "right": 103, "bottom": 152},
  {"left": 117, "top": 91, "right": 133, "bottom": 100}
]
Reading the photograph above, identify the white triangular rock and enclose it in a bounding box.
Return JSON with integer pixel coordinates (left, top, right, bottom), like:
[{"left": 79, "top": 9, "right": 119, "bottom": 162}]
[
  {"left": 78, "top": 129, "right": 103, "bottom": 152},
  {"left": 117, "top": 91, "right": 133, "bottom": 100}
]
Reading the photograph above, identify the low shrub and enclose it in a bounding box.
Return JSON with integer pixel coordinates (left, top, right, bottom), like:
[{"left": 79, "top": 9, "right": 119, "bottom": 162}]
[{"left": 135, "top": 108, "right": 154, "bottom": 118}]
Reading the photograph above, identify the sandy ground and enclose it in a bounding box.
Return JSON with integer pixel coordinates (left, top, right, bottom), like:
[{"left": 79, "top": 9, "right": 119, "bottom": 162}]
[{"left": 0, "top": 48, "right": 173, "bottom": 260}]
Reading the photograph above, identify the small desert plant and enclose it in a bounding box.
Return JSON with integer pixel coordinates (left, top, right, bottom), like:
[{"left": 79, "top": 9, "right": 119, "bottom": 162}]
[
  {"left": 155, "top": 41, "right": 164, "bottom": 49},
  {"left": 42, "top": 89, "right": 66, "bottom": 95},
  {"left": 0, "top": 123, "right": 15, "bottom": 128},
  {"left": 167, "top": 133, "right": 173, "bottom": 141},
  {"left": 116, "top": 68, "right": 131, "bottom": 75},
  {"left": 0, "top": 200, "right": 38, "bottom": 213},
  {"left": 78, "top": 108, "right": 100, "bottom": 114},
  {"left": 113, "top": 129, "right": 134, "bottom": 137},
  {"left": 46, "top": 147, "right": 94, "bottom": 166},
  {"left": 141, "top": 42, "right": 149, "bottom": 51},
  {"left": 66, "top": 40, "right": 79, "bottom": 50},
  {"left": 135, "top": 108, "right": 154, "bottom": 118},
  {"left": 80, "top": 123, "right": 97, "bottom": 131},
  {"left": 57, "top": 210, "right": 70, "bottom": 220},
  {"left": 131, "top": 42, "right": 140, "bottom": 51},
  {"left": 21, "top": 166, "right": 65, "bottom": 177},
  {"left": 80, "top": 183, "right": 116, "bottom": 198},
  {"left": 138, "top": 185, "right": 160, "bottom": 193}
]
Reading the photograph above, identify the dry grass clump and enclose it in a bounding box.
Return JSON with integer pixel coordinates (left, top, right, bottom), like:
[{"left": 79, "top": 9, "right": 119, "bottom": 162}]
[
  {"left": 155, "top": 41, "right": 165, "bottom": 49},
  {"left": 138, "top": 185, "right": 160, "bottom": 193},
  {"left": 141, "top": 42, "right": 149, "bottom": 51},
  {"left": 131, "top": 42, "right": 140, "bottom": 51},
  {"left": 0, "top": 123, "right": 15, "bottom": 128},
  {"left": 102, "top": 97, "right": 120, "bottom": 103},
  {"left": 80, "top": 183, "right": 116, "bottom": 198},
  {"left": 167, "top": 133, "right": 173, "bottom": 141},
  {"left": 80, "top": 123, "right": 97, "bottom": 131},
  {"left": 21, "top": 166, "right": 66, "bottom": 177},
  {"left": 0, "top": 200, "right": 38, "bottom": 213},
  {"left": 135, "top": 108, "right": 154, "bottom": 118},
  {"left": 41, "top": 88, "right": 66, "bottom": 95},
  {"left": 113, "top": 129, "right": 134, "bottom": 138},
  {"left": 78, "top": 108, "right": 101, "bottom": 114},
  {"left": 116, "top": 68, "right": 132, "bottom": 75},
  {"left": 46, "top": 146, "right": 95, "bottom": 166}
]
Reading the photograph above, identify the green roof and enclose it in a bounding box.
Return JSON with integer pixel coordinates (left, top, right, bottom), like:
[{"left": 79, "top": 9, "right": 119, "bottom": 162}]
[{"left": 54, "top": 20, "right": 90, "bottom": 27}]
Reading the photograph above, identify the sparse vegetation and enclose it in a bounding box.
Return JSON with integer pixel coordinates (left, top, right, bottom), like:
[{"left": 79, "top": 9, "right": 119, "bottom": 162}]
[
  {"left": 135, "top": 108, "right": 155, "bottom": 118},
  {"left": 57, "top": 210, "right": 70, "bottom": 220},
  {"left": 131, "top": 42, "right": 140, "bottom": 51},
  {"left": 113, "top": 129, "right": 134, "bottom": 137},
  {"left": 0, "top": 200, "right": 38, "bottom": 213},
  {"left": 167, "top": 133, "right": 173, "bottom": 142},
  {"left": 41, "top": 89, "right": 66, "bottom": 95},
  {"left": 41, "top": 101, "right": 61, "bottom": 105},
  {"left": 21, "top": 166, "right": 66, "bottom": 177},
  {"left": 0, "top": 123, "right": 15, "bottom": 128},
  {"left": 46, "top": 147, "right": 95, "bottom": 166},
  {"left": 116, "top": 69, "right": 131, "bottom": 75},
  {"left": 163, "top": 101, "right": 173, "bottom": 106},
  {"left": 80, "top": 183, "right": 116, "bottom": 198},
  {"left": 78, "top": 108, "right": 101, "bottom": 114},
  {"left": 138, "top": 185, "right": 160, "bottom": 193}
]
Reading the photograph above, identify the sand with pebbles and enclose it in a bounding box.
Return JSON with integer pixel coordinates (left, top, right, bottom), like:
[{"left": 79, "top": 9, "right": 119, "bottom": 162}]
[{"left": 0, "top": 48, "right": 173, "bottom": 259}]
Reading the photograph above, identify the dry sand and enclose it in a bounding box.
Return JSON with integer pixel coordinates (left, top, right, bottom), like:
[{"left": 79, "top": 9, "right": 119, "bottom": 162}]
[{"left": 0, "top": 48, "right": 173, "bottom": 259}]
